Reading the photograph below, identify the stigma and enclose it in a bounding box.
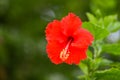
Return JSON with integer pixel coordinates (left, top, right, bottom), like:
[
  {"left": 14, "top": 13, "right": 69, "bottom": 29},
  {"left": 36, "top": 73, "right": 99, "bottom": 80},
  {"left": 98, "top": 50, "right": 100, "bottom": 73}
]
[{"left": 60, "top": 38, "right": 73, "bottom": 61}]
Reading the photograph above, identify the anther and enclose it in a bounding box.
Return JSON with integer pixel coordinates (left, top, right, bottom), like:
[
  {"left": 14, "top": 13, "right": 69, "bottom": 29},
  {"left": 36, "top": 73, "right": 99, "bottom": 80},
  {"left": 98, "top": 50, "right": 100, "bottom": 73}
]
[{"left": 60, "top": 38, "right": 73, "bottom": 61}]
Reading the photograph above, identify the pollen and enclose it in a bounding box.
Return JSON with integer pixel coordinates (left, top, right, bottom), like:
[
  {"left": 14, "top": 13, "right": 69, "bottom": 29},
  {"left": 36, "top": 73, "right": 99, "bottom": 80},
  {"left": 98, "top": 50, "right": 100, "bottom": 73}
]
[
  {"left": 60, "top": 49, "right": 70, "bottom": 61},
  {"left": 60, "top": 38, "right": 73, "bottom": 61}
]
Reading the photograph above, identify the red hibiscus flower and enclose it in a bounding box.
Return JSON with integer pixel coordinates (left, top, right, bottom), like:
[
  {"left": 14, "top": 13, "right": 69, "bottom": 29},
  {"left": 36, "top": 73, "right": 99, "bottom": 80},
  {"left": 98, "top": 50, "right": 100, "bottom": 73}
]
[{"left": 45, "top": 13, "right": 94, "bottom": 65}]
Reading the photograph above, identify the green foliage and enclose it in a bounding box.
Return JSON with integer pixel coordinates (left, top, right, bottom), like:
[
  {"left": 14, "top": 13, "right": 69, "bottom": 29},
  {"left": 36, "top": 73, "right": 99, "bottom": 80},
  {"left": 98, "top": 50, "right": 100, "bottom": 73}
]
[
  {"left": 86, "top": 13, "right": 98, "bottom": 24},
  {"left": 82, "top": 22, "right": 109, "bottom": 40},
  {"left": 86, "top": 50, "right": 93, "bottom": 60},
  {"left": 80, "top": 2, "right": 120, "bottom": 80},
  {"left": 103, "top": 14, "right": 117, "bottom": 28},
  {"left": 86, "top": 12, "right": 120, "bottom": 33},
  {"left": 93, "top": 68, "right": 120, "bottom": 80},
  {"left": 111, "top": 62, "right": 120, "bottom": 69},
  {"left": 79, "top": 62, "right": 88, "bottom": 75},
  {"left": 103, "top": 15, "right": 120, "bottom": 32},
  {"left": 90, "top": 0, "right": 117, "bottom": 16},
  {"left": 99, "top": 58, "right": 113, "bottom": 67},
  {"left": 102, "top": 43, "right": 120, "bottom": 55},
  {"left": 78, "top": 75, "right": 87, "bottom": 80},
  {"left": 107, "top": 22, "right": 120, "bottom": 32}
]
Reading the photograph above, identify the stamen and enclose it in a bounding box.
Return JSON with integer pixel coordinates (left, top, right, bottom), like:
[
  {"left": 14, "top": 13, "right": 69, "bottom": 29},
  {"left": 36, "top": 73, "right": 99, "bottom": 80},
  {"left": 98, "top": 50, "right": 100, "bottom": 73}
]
[{"left": 60, "top": 38, "right": 73, "bottom": 61}]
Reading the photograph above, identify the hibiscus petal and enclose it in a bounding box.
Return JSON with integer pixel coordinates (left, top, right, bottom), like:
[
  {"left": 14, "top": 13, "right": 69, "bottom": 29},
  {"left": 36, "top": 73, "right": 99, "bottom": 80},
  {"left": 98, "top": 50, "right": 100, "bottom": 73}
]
[
  {"left": 65, "top": 46, "right": 87, "bottom": 65},
  {"left": 46, "top": 42, "right": 65, "bottom": 64},
  {"left": 45, "top": 20, "right": 66, "bottom": 43},
  {"left": 72, "top": 28, "right": 94, "bottom": 48},
  {"left": 61, "top": 13, "right": 82, "bottom": 36}
]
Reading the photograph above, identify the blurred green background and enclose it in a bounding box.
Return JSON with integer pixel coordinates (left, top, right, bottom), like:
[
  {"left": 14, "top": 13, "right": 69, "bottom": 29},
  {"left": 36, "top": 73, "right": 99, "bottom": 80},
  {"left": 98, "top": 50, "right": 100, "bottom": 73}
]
[{"left": 0, "top": 0, "right": 120, "bottom": 80}]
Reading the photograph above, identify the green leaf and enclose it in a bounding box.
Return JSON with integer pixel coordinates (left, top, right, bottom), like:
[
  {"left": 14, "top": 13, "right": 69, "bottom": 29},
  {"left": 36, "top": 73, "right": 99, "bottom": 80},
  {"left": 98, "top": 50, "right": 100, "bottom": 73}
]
[
  {"left": 78, "top": 75, "right": 91, "bottom": 80},
  {"left": 82, "top": 22, "right": 109, "bottom": 40},
  {"left": 79, "top": 62, "right": 88, "bottom": 75},
  {"left": 91, "top": 58, "right": 112, "bottom": 70},
  {"left": 99, "top": 58, "right": 113, "bottom": 68},
  {"left": 103, "top": 14, "right": 117, "bottom": 28},
  {"left": 94, "top": 9, "right": 102, "bottom": 18},
  {"left": 111, "top": 62, "right": 120, "bottom": 69},
  {"left": 86, "top": 13, "right": 98, "bottom": 24},
  {"left": 102, "top": 44, "right": 120, "bottom": 55},
  {"left": 90, "top": 58, "right": 102, "bottom": 70},
  {"left": 107, "top": 22, "right": 120, "bottom": 32},
  {"left": 103, "top": 15, "right": 120, "bottom": 32},
  {"left": 86, "top": 50, "right": 93, "bottom": 60},
  {"left": 93, "top": 68, "right": 120, "bottom": 80},
  {"left": 78, "top": 75, "right": 86, "bottom": 80}
]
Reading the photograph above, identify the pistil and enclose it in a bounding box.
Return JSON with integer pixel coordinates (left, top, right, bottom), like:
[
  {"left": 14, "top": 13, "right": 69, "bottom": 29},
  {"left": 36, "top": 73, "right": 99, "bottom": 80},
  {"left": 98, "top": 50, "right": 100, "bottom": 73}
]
[{"left": 60, "top": 38, "right": 73, "bottom": 61}]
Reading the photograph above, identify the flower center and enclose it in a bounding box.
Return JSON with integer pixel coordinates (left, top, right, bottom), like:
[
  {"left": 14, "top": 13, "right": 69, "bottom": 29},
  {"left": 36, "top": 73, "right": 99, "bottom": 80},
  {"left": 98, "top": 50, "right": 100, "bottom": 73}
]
[{"left": 60, "top": 37, "right": 73, "bottom": 61}]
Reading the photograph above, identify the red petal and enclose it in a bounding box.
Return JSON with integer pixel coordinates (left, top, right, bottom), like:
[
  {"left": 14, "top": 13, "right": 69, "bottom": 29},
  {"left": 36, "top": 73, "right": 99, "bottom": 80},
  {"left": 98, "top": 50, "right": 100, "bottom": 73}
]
[
  {"left": 65, "top": 46, "right": 87, "bottom": 65},
  {"left": 45, "top": 13, "right": 94, "bottom": 65},
  {"left": 46, "top": 42, "right": 65, "bottom": 64},
  {"left": 45, "top": 20, "right": 66, "bottom": 43},
  {"left": 72, "top": 28, "right": 94, "bottom": 49},
  {"left": 61, "top": 13, "right": 82, "bottom": 36}
]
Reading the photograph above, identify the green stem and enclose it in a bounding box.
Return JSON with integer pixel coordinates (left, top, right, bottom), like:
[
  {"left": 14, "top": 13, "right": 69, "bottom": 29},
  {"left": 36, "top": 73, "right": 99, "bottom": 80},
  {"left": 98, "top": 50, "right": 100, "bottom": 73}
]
[{"left": 88, "top": 42, "right": 102, "bottom": 80}]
